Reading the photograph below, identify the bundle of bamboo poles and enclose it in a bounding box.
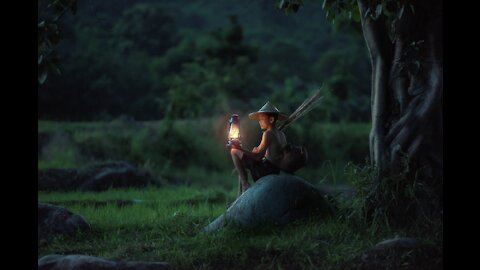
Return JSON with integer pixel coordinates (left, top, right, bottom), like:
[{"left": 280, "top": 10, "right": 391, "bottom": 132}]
[{"left": 278, "top": 87, "right": 324, "bottom": 131}]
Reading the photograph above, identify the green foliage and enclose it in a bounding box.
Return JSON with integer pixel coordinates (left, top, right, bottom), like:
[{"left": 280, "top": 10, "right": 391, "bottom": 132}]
[
  {"left": 204, "top": 16, "right": 257, "bottom": 66},
  {"left": 38, "top": 131, "right": 78, "bottom": 169},
  {"left": 164, "top": 17, "right": 260, "bottom": 119},
  {"left": 74, "top": 129, "right": 133, "bottom": 162},
  {"left": 38, "top": 0, "right": 77, "bottom": 84},
  {"left": 130, "top": 122, "right": 191, "bottom": 171},
  {"left": 113, "top": 3, "right": 179, "bottom": 55},
  {"left": 321, "top": 0, "right": 359, "bottom": 24},
  {"left": 321, "top": 0, "right": 420, "bottom": 44},
  {"left": 285, "top": 122, "right": 370, "bottom": 168},
  {"left": 165, "top": 61, "right": 229, "bottom": 118},
  {"left": 344, "top": 157, "right": 443, "bottom": 233},
  {"left": 39, "top": 0, "right": 371, "bottom": 122},
  {"left": 271, "top": 76, "right": 309, "bottom": 113},
  {"left": 150, "top": 31, "right": 200, "bottom": 75},
  {"left": 38, "top": 120, "right": 370, "bottom": 187},
  {"left": 259, "top": 40, "right": 310, "bottom": 84}
]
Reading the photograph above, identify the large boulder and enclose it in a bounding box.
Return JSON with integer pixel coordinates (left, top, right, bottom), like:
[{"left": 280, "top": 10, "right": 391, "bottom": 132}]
[
  {"left": 77, "top": 161, "right": 152, "bottom": 191},
  {"left": 38, "top": 254, "right": 171, "bottom": 270},
  {"left": 38, "top": 203, "right": 90, "bottom": 243},
  {"left": 204, "top": 174, "right": 333, "bottom": 232},
  {"left": 38, "top": 161, "right": 158, "bottom": 192}
]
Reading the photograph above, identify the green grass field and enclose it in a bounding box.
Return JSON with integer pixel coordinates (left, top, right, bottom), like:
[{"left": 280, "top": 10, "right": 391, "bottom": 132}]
[
  {"left": 38, "top": 120, "right": 441, "bottom": 269},
  {"left": 38, "top": 186, "right": 395, "bottom": 270},
  {"left": 38, "top": 119, "right": 371, "bottom": 188}
]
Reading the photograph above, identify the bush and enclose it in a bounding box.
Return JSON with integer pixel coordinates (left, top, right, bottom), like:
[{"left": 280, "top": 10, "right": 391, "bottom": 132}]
[{"left": 284, "top": 122, "right": 370, "bottom": 166}]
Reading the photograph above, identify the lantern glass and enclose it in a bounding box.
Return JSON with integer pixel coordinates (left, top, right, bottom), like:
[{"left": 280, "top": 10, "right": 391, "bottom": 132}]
[{"left": 228, "top": 114, "right": 240, "bottom": 142}]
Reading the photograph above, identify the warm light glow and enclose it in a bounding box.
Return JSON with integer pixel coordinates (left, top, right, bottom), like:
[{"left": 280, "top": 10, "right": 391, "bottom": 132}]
[
  {"left": 228, "top": 114, "right": 241, "bottom": 142},
  {"left": 229, "top": 125, "right": 240, "bottom": 140}
]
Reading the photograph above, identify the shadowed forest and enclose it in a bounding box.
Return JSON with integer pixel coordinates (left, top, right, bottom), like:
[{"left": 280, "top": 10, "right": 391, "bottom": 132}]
[
  {"left": 38, "top": 0, "right": 443, "bottom": 269},
  {"left": 39, "top": 0, "right": 372, "bottom": 186}
]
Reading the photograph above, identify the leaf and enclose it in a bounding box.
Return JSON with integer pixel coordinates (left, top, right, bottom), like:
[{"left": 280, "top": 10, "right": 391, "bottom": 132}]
[
  {"left": 38, "top": 70, "right": 48, "bottom": 84},
  {"left": 410, "top": 4, "right": 415, "bottom": 14}
]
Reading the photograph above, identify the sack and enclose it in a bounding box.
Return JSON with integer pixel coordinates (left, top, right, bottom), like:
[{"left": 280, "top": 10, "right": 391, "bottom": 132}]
[{"left": 278, "top": 144, "right": 308, "bottom": 174}]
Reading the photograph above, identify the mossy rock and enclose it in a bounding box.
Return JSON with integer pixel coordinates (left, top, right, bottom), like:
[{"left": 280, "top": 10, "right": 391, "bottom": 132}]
[{"left": 204, "top": 174, "right": 334, "bottom": 232}]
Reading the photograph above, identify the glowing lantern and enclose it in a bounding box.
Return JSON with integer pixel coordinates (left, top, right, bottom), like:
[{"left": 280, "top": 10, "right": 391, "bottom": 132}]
[{"left": 227, "top": 114, "right": 241, "bottom": 148}]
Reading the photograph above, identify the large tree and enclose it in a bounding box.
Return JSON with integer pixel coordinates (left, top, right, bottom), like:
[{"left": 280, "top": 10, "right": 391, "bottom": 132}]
[{"left": 279, "top": 0, "right": 442, "bottom": 225}]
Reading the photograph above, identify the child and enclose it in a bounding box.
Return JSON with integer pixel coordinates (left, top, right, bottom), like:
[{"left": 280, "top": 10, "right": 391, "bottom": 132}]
[{"left": 230, "top": 101, "right": 288, "bottom": 196}]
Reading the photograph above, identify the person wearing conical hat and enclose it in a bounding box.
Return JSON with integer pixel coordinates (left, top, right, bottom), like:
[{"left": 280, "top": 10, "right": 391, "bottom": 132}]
[{"left": 230, "top": 101, "right": 288, "bottom": 196}]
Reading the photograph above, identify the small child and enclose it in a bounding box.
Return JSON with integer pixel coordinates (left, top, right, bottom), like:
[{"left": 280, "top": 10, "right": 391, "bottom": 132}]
[{"left": 230, "top": 101, "right": 288, "bottom": 196}]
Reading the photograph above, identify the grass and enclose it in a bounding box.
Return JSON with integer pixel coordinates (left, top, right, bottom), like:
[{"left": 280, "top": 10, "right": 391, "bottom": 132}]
[
  {"left": 38, "top": 119, "right": 370, "bottom": 187},
  {"left": 38, "top": 119, "right": 441, "bottom": 268},
  {"left": 38, "top": 185, "right": 440, "bottom": 270}
]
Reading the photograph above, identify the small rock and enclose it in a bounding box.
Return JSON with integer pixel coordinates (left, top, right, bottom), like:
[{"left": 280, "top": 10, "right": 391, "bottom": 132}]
[
  {"left": 358, "top": 237, "right": 442, "bottom": 270},
  {"left": 38, "top": 161, "right": 158, "bottom": 192},
  {"left": 38, "top": 254, "right": 172, "bottom": 270},
  {"left": 38, "top": 203, "right": 90, "bottom": 243}
]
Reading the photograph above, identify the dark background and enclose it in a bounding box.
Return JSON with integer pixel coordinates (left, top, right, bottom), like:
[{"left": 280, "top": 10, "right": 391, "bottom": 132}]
[
  {"left": 37, "top": 0, "right": 374, "bottom": 187},
  {"left": 38, "top": 0, "right": 370, "bottom": 123}
]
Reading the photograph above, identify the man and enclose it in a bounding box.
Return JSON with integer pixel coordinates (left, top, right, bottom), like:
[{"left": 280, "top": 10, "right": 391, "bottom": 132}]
[{"left": 230, "top": 101, "right": 288, "bottom": 196}]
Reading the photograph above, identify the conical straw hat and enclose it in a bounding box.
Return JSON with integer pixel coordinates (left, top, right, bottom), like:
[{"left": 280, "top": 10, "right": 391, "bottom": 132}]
[{"left": 248, "top": 101, "right": 288, "bottom": 121}]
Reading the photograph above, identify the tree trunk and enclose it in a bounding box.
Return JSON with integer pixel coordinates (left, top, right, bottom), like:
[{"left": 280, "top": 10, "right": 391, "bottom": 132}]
[{"left": 357, "top": 0, "right": 443, "bottom": 225}]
